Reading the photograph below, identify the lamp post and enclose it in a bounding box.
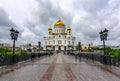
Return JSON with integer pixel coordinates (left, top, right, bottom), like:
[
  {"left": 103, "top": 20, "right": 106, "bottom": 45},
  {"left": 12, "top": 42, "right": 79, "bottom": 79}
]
[
  {"left": 10, "top": 28, "right": 19, "bottom": 63},
  {"left": 78, "top": 42, "right": 81, "bottom": 52},
  {"left": 99, "top": 28, "right": 108, "bottom": 55},
  {"left": 28, "top": 43, "right": 32, "bottom": 52},
  {"left": 38, "top": 41, "right": 41, "bottom": 54}
]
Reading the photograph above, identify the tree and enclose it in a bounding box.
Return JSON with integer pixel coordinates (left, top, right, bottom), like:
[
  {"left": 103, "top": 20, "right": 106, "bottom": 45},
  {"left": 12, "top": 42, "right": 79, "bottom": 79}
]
[
  {"left": 21, "top": 50, "right": 27, "bottom": 55},
  {"left": 76, "top": 45, "right": 82, "bottom": 51}
]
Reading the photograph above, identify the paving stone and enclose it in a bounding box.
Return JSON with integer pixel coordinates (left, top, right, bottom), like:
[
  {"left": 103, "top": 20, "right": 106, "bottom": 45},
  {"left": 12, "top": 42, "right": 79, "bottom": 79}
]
[
  {"left": 0, "top": 53, "right": 120, "bottom": 81},
  {"left": 51, "top": 54, "right": 67, "bottom": 81}
]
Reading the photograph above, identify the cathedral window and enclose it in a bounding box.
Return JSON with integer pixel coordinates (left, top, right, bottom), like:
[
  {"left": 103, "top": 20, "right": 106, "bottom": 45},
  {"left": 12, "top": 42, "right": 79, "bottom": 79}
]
[
  {"left": 49, "top": 41, "right": 51, "bottom": 44},
  {"left": 69, "top": 41, "right": 70, "bottom": 45},
  {"left": 45, "top": 41, "right": 47, "bottom": 45},
  {"left": 64, "top": 40, "right": 66, "bottom": 44},
  {"left": 58, "top": 40, "right": 61, "bottom": 44},
  {"left": 53, "top": 40, "right": 55, "bottom": 44},
  {"left": 72, "top": 42, "right": 74, "bottom": 45}
]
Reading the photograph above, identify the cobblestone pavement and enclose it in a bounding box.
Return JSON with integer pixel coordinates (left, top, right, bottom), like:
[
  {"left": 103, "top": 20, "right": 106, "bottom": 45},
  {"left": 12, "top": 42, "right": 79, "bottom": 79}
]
[{"left": 0, "top": 53, "right": 120, "bottom": 81}]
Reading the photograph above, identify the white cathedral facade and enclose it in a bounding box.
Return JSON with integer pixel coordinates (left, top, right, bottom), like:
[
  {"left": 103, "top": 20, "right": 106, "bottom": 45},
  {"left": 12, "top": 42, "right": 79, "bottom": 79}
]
[{"left": 44, "top": 19, "right": 76, "bottom": 51}]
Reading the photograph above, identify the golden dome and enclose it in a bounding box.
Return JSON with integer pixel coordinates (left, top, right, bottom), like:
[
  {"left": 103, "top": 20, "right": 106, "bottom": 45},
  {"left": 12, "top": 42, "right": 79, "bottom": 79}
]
[
  {"left": 67, "top": 26, "right": 71, "bottom": 30},
  {"left": 54, "top": 19, "right": 65, "bottom": 26},
  {"left": 48, "top": 26, "right": 52, "bottom": 30}
]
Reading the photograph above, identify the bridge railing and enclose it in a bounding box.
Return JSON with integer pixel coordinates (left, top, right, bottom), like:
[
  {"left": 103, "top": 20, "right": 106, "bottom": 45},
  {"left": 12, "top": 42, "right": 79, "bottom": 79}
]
[
  {"left": 0, "top": 51, "right": 52, "bottom": 66},
  {"left": 69, "top": 51, "right": 120, "bottom": 67}
]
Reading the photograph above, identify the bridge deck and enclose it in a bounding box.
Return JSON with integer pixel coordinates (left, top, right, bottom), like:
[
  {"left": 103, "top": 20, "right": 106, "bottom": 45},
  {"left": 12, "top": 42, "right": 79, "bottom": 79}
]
[{"left": 0, "top": 53, "right": 120, "bottom": 81}]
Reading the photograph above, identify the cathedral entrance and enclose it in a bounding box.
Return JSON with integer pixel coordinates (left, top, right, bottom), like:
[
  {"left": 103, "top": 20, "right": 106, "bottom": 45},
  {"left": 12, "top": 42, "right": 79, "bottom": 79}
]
[
  {"left": 53, "top": 46, "right": 55, "bottom": 51},
  {"left": 64, "top": 46, "right": 66, "bottom": 51},
  {"left": 58, "top": 46, "right": 61, "bottom": 50}
]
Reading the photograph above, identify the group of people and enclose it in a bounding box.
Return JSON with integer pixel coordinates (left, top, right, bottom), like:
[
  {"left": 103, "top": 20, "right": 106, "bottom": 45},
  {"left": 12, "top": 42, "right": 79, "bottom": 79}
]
[
  {"left": 31, "top": 52, "right": 35, "bottom": 60},
  {"left": 74, "top": 51, "right": 83, "bottom": 62}
]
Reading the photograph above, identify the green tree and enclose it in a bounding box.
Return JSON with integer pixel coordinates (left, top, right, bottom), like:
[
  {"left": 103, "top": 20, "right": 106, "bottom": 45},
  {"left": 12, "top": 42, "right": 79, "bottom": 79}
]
[
  {"left": 76, "top": 45, "right": 82, "bottom": 51},
  {"left": 20, "top": 50, "right": 27, "bottom": 55}
]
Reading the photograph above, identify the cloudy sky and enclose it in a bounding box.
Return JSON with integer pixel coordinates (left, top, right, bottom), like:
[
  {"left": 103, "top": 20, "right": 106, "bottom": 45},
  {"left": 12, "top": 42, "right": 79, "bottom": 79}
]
[{"left": 0, "top": 0, "right": 120, "bottom": 46}]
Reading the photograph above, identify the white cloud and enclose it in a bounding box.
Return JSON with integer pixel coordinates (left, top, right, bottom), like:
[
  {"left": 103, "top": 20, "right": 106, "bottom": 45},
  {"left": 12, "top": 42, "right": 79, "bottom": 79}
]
[{"left": 0, "top": 0, "right": 120, "bottom": 46}]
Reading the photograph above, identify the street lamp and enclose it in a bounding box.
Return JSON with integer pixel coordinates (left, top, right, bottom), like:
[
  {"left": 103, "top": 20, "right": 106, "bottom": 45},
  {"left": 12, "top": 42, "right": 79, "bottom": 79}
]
[
  {"left": 78, "top": 42, "right": 81, "bottom": 53},
  {"left": 99, "top": 28, "right": 108, "bottom": 55},
  {"left": 28, "top": 43, "right": 32, "bottom": 52},
  {"left": 10, "top": 28, "right": 19, "bottom": 63},
  {"left": 38, "top": 41, "right": 41, "bottom": 54}
]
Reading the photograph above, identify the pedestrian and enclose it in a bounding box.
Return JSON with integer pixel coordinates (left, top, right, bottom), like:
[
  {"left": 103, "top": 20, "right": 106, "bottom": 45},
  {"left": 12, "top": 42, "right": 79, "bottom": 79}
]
[
  {"left": 75, "top": 51, "right": 78, "bottom": 62},
  {"left": 92, "top": 54, "right": 94, "bottom": 63},
  {"left": 108, "top": 55, "right": 111, "bottom": 66},
  {"left": 48, "top": 51, "right": 50, "bottom": 57},
  {"left": 31, "top": 52, "right": 35, "bottom": 60},
  {"left": 79, "top": 52, "right": 82, "bottom": 61},
  {"left": 86, "top": 54, "right": 89, "bottom": 61},
  {"left": 56, "top": 50, "right": 58, "bottom": 54}
]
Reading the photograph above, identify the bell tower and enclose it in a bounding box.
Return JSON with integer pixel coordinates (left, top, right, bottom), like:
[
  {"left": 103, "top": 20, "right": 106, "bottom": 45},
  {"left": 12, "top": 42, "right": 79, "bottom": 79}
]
[
  {"left": 48, "top": 26, "right": 52, "bottom": 35},
  {"left": 67, "top": 26, "right": 71, "bottom": 35}
]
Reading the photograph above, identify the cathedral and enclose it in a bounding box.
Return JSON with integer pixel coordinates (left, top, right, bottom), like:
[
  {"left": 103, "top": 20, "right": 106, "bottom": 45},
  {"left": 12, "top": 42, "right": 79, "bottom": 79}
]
[{"left": 44, "top": 19, "right": 75, "bottom": 51}]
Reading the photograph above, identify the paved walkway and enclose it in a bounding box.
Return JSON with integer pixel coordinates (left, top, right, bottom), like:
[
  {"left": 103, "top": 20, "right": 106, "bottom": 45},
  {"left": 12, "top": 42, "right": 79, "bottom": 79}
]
[{"left": 0, "top": 53, "right": 120, "bottom": 81}]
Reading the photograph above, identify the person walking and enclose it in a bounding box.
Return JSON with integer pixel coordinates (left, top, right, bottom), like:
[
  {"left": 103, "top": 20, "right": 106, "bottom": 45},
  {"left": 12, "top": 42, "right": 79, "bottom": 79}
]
[
  {"left": 75, "top": 51, "right": 78, "bottom": 62},
  {"left": 48, "top": 51, "right": 50, "bottom": 57},
  {"left": 79, "top": 52, "right": 82, "bottom": 61},
  {"left": 92, "top": 54, "right": 94, "bottom": 63},
  {"left": 31, "top": 52, "right": 35, "bottom": 60}
]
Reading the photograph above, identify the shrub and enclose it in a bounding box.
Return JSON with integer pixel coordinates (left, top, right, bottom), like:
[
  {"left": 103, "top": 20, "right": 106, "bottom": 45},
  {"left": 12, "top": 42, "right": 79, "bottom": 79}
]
[{"left": 21, "top": 50, "right": 27, "bottom": 55}]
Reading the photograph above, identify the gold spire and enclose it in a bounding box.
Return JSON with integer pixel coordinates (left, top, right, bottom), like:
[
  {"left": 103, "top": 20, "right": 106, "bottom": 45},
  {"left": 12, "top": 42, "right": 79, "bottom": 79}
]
[
  {"left": 54, "top": 19, "right": 65, "bottom": 26},
  {"left": 67, "top": 26, "right": 71, "bottom": 30},
  {"left": 48, "top": 26, "right": 52, "bottom": 30}
]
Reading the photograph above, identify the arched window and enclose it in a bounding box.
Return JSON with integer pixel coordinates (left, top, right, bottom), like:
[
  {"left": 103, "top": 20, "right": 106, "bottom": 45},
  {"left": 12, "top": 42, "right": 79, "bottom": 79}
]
[
  {"left": 58, "top": 40, "right": 61, "bottom": 44},
  {"left": 69, "top": 41, "right": 70, "bottom": 45}
]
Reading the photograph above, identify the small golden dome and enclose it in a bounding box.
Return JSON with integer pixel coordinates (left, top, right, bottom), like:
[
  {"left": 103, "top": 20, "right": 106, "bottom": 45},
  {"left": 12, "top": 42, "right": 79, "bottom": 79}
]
[
  {"left": 54, "top": 19, "right": 65, "bottom": 26},
  {"left": 67, "top": 26, "right": 71, "bottom": 30},
  {"left": 48, "top": 26, "right": 52, "bottom": 30}
]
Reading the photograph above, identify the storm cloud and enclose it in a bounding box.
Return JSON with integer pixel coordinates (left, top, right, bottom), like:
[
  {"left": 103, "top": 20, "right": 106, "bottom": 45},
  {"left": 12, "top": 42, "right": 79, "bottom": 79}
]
[
  {"left": 0, "top": 8, "right": 16, "bottom": 44},
  {"left": 0, "top": 0, "right": 120, "bottom": 46},
  {"left": 0, "top": 8, "right": 15, "bottom": 27}
]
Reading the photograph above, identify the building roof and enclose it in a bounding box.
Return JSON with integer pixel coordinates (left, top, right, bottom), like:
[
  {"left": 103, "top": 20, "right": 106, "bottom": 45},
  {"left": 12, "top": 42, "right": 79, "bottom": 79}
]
[
  {"left": 67, "top": 26, "right": 71, "bottom": 30},
  {"left": 54, "top": 19, "right": 65, "bottom": 26},
  {"left": 48, "top": 26, "right": 52, "bottom": 30}
]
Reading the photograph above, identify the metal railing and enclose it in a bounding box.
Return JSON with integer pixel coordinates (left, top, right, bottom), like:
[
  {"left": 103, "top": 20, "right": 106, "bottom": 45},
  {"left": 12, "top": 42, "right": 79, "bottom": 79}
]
[
  {"left": 68, "top": 51, "right": 120, "bottom": 67},
  {"left": 0, "top": 51, "right": 52, "bottom": 66}
]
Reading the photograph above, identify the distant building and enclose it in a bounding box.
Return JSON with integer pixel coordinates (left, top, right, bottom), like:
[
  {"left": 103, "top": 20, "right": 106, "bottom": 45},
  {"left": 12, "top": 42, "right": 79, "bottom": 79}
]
[
  {"left": 110, "top": 46, "right": 120, "bottom": 49},
  {"left": 81, "top": 43, "right": 93, "bottom": 51},
  {"left": 20, "top": 44, "right": 30, "bottom": 51},
  {"left": 0, "top": 43, "right": 21, "bottom": 51},
  {"left": 44, "top": 19, "right": 76, "bottom": 51},
  {"left": 95, "top": 45, "right": 110, "bottom": 48},
  {"left": 81, "top": 44, "right": 88, "bottom": 51},
  {"left": 0, "top": 43, "right": 11, "bottom": 47},
  {"left": 0, "top": 43, "right": 11, "bottom": 49},
  {"left": 20, "top": 44, "right": 40, "bottom": 52}
]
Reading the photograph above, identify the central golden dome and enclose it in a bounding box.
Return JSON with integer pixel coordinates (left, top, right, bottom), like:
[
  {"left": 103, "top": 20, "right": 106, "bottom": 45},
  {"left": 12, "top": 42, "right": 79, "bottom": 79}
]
[{"left": 54, "top": 19, "right": 65, "bottom": 26}]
